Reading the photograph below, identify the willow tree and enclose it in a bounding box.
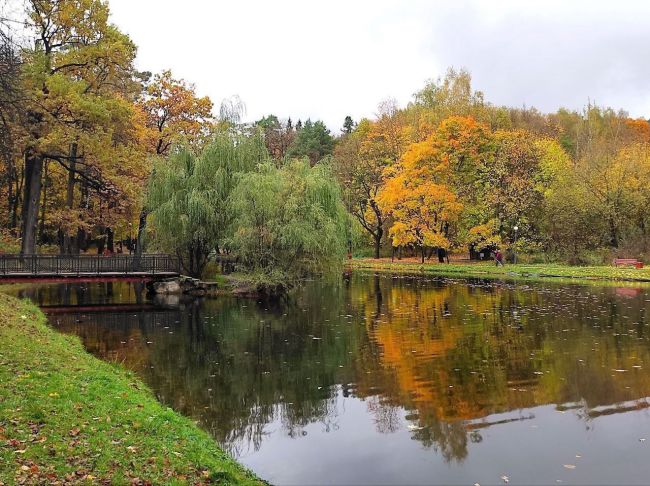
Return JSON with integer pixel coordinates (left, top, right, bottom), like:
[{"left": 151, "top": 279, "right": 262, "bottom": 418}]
[
  {"left": 229, "top": 159, "right": 348, "bottom": 287},
  {"left": 147, "top": 132, "right": 267, "bottom": 277}
]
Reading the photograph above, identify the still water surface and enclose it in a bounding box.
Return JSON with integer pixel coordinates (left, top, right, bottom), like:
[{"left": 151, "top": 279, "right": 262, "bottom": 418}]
[{"left": 10, "top": 274, "right": 650, "bottom": 484}]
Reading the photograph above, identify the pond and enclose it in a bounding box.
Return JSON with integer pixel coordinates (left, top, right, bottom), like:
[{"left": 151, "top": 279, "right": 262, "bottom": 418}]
[{"left": 8, "top": 274, "right": 650, "bottom": 485}]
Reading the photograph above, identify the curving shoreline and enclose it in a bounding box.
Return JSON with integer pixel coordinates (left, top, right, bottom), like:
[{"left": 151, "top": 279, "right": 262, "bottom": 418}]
[
  {"left": 349, "top": 258, "right": 650, "bottom": 284},
  {"left": 0, "top": 293, "right": 264, "bottom": 484}
]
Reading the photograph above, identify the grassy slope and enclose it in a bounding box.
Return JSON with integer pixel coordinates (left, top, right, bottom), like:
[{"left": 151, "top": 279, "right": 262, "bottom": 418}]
[
  {"left": 0, "top": 294, "right": 262, "bottom": 485},
  {"left": 350, "top": 258, "right": 650, "bottom": 283}
]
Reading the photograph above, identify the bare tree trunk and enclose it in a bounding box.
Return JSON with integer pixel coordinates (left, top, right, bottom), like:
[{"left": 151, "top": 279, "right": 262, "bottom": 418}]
[
  {"left": 135, "top": 209, "right": 148, "bottom": 258},
  {"left": 38, "top": 161, "right": 49, "bottom": 243},
  {"left": 106, "top": 227, "right": 114, "bottom": 253},
  {"left": 20, "top": 152, "right": 43, "bottom": 255},
  {"left": 75, "top": 163, "right": 90, "bottom": 253},
  {"left": 9, "top": 163, "right": 22, "bottom": 232},
  {"left": 5, "top": 157, "right": 15, "bottom": 228},
  {"left": 60, "top": 143, "right": 77, "bottom": 253},
  {"left": 374, "top": 230, "right": 382, "bottom": 259}
]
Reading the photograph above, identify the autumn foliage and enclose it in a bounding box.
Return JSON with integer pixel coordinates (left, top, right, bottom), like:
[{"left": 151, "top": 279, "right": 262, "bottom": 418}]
[{"left": 334, "top": 69, "right": 650, "bottom": 263}]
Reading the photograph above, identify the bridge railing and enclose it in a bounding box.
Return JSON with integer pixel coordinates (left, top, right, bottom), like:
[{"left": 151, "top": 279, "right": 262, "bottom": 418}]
[{"left": 0, "top": 254, "right": 181, "bottom": 276}]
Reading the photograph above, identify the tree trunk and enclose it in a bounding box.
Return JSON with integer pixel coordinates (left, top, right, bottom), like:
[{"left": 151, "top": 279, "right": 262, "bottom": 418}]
[
  {"left": 61, "top": 143, "right": 77, "bottom": 254},
  {"left": 374, "top": 231, "right": 382, "bottom": 259},
  {"left": 9, "top": 184, "right": 19, "bottom": 231},
  {"left": 76, "top": 228, "right": 89, "bottom": 253},
  {"left": 75, "top": 162, "right": 90, "bottom": 253},
  {"left": 5, "top": 159, "right": 16, "bottom": 229},
  {"left": 10, "top": 158, "right": 24, "bottom": 233},
  {"left": 371, "top": 205, "right": 383, "bottom": 259},
  {"left": 135, "top": 209, "right": 148, "bottom": 258},
  {"left": 38, "top": 161, "right": 49, "bottom": 244},
  {"left": 106, "top": 227, "right": 114, "bottom": 253},
  {"left": 420, "top": 246, "right": 425, "bottom": 264},
  {"left": 609, "top": 218, "right": 619, "bottom": 248},
  {"left": 20, "top": 152, "right": 43, "bottom": 255}
]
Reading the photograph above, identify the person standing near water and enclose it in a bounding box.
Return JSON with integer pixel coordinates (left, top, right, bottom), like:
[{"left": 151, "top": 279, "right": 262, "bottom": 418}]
[{"left": 495, "top": 249, "right": 504, "bottom": 266}]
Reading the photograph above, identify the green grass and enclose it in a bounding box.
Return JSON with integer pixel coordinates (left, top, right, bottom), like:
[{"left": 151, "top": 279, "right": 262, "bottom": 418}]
[
  {"left": 350, "top": 258, "right": 650, "bottom": 283},
  {"left": 0, "top": 294, "right": 263, "bottom": 484}
]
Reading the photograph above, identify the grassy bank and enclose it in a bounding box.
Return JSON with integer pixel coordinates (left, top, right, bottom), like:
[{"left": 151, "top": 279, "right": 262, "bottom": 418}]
[
  {"left": 0, "top": 294, "right": 262, "bottom": 484},
  {"left": 350, "top": 258, "right": 650, "bottom": 283}
]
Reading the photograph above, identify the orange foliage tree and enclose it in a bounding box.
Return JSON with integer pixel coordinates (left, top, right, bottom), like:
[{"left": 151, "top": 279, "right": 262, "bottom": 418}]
[{"left": 378, "top": 125, "right": 463, "bottom": 262}]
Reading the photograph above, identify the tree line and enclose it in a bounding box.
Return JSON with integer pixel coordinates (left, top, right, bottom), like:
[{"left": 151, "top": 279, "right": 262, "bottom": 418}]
[
  {"left": 333, "top": 69, "right": 650, "bottom": 264},
  {"left": 0, "top": 0, "right": 342, "bottom": 276},
  {"left": 2, "top": 1, "right": 650, "bottom": 276}
]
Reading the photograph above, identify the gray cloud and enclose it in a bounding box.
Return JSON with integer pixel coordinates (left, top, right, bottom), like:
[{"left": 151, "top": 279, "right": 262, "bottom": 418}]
[{"left": 100, "top": 0, "right": 650, "bottom": 127}]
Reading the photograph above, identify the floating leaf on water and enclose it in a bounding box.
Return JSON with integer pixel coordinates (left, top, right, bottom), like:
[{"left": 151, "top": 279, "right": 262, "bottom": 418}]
[{"left": 563, "top": 464, "right": 576, "bottom": 469}]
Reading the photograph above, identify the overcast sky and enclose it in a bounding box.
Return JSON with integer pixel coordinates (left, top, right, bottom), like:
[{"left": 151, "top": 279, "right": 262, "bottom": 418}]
[{"left": 104, "top": 0, "right": 650, "bottom": 128}]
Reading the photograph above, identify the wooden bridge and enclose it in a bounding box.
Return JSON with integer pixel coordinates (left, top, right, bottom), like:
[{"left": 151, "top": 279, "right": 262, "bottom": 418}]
[{"left": 0, "top": 254, "right": 180, "bottom": 279}]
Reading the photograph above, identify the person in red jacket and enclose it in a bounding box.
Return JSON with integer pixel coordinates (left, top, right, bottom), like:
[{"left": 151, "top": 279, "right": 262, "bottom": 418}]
[{"left": 495, "top": 249, "right": 504, "bottom": 266}]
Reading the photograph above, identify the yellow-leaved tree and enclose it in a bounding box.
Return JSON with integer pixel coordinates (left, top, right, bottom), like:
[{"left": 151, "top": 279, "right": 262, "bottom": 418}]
[{"left": 378, "top": 130, "right": 463, "bottom": 262}]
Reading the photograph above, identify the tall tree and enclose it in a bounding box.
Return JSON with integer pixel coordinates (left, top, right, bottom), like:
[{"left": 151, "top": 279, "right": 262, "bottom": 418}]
[
  {"left": 287, "top": 119, "right": 334, "bottom": 165},
  {"left": 0, "top": 27, "right": 24, "bottom": 232},
  {"left": 135, "top": 69, "right": 214, "bottom": 255},
  {"left": 255, "top": 114, "right": 295, "bottom": 160},
  {"left": 333, "top": 102, "right": 410, "bottom": 258},
  {"left": 378, "top": 121, "right": 463, "bottom": 261},
  {"left": 412, "top": 67, "right": 486, "bottom": 123},
  {"left": 334, "top": 120, "right": 386, "bottom": 258},
  {"left": 18, "top": 0, "right": 142, "bottom": 254},
  {"left": 342, "top": 116, "right": 355, "bottom": 134},
  {"left": 139, "top": 70, "right": 214, "bottom": 157}
]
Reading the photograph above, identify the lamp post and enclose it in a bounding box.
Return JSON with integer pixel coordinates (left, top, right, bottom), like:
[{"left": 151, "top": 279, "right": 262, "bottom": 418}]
[
  {"left": 345, "top": 179, "right": 352, "bottom": 260},
  {"left": 513, "top": 225, "right": 519, "bottom": 264}
]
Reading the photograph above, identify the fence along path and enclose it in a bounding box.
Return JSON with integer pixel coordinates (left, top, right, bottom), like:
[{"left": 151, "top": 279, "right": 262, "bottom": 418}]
[{"left": 0, "top": 254, "right": 180, "bottom": 277}]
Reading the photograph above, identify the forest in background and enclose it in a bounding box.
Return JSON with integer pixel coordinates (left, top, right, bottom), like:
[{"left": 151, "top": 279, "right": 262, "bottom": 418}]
[
  {"left": 334, "top": 73, "right": 650, "bottom": 265},
  {"left": 2, "top": 0, "right": 650, "bottom": 280}
]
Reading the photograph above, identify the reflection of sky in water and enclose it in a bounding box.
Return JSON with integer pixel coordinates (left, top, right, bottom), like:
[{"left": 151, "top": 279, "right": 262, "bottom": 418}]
[
  {"left": 242, "top": 389, "right": 650, "bottom": 485},
  {"left": 9, "top": 275, "right": 650, "bottom": 484}
]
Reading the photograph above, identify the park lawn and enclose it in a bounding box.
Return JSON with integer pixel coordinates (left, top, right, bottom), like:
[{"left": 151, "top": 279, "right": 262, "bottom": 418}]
[
  {"left": 0, "top": 293, "right": 263, "bottom": 485},
  {"left": 349, "top": 258, "right": 650, "bottom": 282}
]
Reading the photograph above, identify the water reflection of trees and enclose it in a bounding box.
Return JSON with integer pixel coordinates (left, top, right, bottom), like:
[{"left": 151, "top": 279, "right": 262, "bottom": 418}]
[
  {"left": 349, "top": 275, "right": 650, "bottom": 462},
  {"left": 45, "top": 276, "right": 650, "bottom": 463}
]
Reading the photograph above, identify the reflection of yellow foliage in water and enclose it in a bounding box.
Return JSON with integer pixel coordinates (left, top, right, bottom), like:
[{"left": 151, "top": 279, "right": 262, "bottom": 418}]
[
  {"left": 351, "top": 276, "right": 650, "bottom": 435},
  {"left": 361, "top": 282, "right": 494, "bottom": 421}
]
